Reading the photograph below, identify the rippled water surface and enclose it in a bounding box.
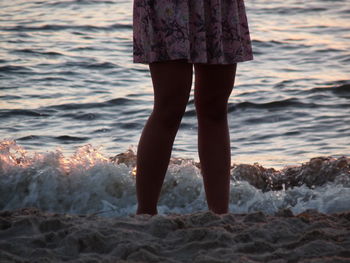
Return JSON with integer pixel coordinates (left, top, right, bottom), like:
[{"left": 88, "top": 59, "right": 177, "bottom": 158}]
[{"left": 1, "top": 0, "right": 350, "bottom": 169}]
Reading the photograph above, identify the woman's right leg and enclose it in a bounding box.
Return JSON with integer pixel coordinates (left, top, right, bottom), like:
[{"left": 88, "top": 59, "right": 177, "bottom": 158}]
[{"left": 136, "top": 59, "right": 193, "bottom": 215}]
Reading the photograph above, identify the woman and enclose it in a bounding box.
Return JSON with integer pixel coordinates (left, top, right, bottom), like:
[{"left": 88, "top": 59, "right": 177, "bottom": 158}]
[{"left": 133, "top": 0, "right": 253, "bottom": 215}]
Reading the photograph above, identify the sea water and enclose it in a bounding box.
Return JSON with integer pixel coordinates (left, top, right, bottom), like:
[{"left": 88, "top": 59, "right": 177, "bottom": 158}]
[{"left": 0, "top": 0, "right": 349, "bottom": 216}]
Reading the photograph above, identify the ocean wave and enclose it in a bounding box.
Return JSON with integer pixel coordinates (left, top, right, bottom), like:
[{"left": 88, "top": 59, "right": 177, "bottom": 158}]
[
  {"left": 228, "top": 98, "right": 317, "bottom": 112},
  {"left": 11, "top": 48, "right": 63, "bottom": 56},
  {"left": 0, "top": 109, "right": 50, "bottom": 118},
  {"left": 307, "top": 83, "right": 350, "bottom": 98},
  {"left": 0, "top": 65, "right": 34, "bottom": 74},
  {"left": 0, "top": 140, "right": 349, "bottom": 217},
  {"left": 2, "top": 23, "right": 132, "bottom": 32},
  {"left": 47, "top": 0, "right": 116, "bottom": 7},
  {"left": 45, "top": 97, "right": 134, "bottom": 111},
  {"left": 16, "top": 135, "right": 89, "bottom": 142}
]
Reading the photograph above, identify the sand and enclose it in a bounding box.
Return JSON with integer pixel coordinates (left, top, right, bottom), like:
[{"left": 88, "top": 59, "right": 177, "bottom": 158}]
[{"left": 1, "top": 207, "right": 350, "bottom": 263}]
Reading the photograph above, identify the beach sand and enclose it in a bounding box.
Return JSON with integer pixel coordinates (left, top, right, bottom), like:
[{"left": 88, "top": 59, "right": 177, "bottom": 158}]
[{"left": 1, "top": 207, "right": 349, "bottom": 262}]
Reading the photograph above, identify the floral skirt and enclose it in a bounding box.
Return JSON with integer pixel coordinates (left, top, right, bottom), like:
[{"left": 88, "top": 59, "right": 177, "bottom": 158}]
[{"left": 133, "top": 0, "right": 254, "bottom": 64}]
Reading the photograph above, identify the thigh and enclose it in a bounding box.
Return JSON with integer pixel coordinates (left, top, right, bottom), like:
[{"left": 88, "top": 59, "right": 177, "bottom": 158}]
[
  {"left": 194, "top": 63, "right": 237, "bottom": 106},
  {"left": 149, "top": 59, "right": 193, "bottom": 110}
]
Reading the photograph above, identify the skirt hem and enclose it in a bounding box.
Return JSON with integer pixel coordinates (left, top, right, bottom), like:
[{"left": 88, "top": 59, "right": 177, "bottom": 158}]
[{"left": 133, "top": 55, "right": 254, "bottom": 65}]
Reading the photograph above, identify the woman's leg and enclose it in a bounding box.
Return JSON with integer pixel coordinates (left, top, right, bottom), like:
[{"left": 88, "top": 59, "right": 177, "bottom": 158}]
[
  {"left": 194, "top": 63, "right": 237, "bottom": 214},
  {"left": 136, "top": 59, "right": 193, "bottom": 215}
]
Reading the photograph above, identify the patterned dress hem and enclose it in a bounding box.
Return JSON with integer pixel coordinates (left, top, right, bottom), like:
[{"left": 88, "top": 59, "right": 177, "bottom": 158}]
[{"left": 133, "top": 55, "right": 254, "bottom": 64}]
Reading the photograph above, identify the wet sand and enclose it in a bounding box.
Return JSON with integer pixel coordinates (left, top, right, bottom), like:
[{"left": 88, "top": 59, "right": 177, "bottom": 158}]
[{"left": 1, "top": 207, "right": 350, "bottom": 262}]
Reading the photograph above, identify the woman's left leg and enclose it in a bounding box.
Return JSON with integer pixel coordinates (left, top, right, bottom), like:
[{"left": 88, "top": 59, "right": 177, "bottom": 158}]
[{"left": 194, "top": 63, "right": 237, "bottom": 214}]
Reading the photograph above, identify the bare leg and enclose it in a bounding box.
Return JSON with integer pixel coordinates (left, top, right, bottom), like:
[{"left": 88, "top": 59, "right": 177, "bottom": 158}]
[
  {"left": 136, "top": 59, "right": 193, "bottom": 215},
  {"left": 194, "top": 63, "right": 237, "bottom": 214}
]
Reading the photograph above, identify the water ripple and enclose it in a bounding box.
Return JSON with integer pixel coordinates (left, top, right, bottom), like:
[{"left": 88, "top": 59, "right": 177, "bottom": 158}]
[{"left": 1, "top": 23, "right": 132, "bottom": 32}]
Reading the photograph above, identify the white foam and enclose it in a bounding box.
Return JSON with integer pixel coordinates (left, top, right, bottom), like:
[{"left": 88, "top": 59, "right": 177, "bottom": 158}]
[{"left": 0, "top": 140, "right": 349, "bottom": 217}]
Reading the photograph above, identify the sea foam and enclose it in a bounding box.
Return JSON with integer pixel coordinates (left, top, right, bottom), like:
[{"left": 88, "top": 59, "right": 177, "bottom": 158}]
[{"left": 0, "top": 140, "right": 349, "bottom": 217}]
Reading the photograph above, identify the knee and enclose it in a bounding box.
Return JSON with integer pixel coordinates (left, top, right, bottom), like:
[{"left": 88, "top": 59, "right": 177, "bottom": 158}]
[
  {"left": 195, "top": 98, "right": 228, "bottom": 123},
  {"left": 152, "top": 103, "right": 187, "bottom": 130}
]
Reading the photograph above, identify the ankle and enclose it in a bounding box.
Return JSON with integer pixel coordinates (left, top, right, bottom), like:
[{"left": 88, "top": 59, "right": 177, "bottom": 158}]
[{"left": 136, "top": 206, "right": 158, "bottom": 216}]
